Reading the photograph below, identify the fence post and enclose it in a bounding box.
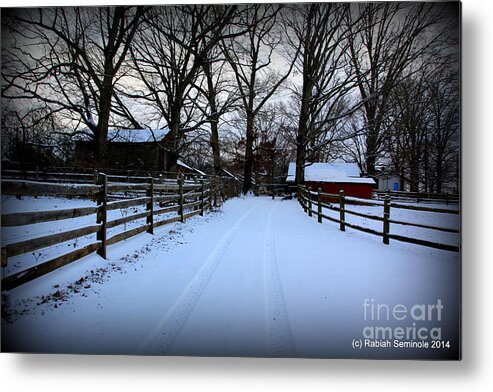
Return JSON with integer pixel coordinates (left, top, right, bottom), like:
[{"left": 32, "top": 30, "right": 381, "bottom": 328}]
[
  {"left": 214, "top": 177, "right": 218, "bottom": 207},
  {"left": 96, "top": 173, "right": 108, "bottom": 259},
  {"left": 317, "top": 188, "right": 322, "bottom": 223},
  {"left": 308, "top": 187, "right": 312, "bottom": 217},
  {"left": 1, "top": 243, "right": 8, "bottom": 305},
  {"left": 339, "top": 190, "right": 345, "bottom": 232},
  {"left": 178, "top": 175, "right": 184, "bottom": 223},
  {"left": 158, "top": 174, "right": 164, "bottom": 197},
  {"left": 200, "top": 181, "right": 205, "bottom": 216},
  {"left": 146, "top": 177, "right": 154, "bottom": 234},
  {"left": 383, "top": 196, "right": 390, "bottom": 244},
  {"left": 1, "top": 247, "right": 7, "bottom": 276},
  {"left": 220, "top": 177, "right": 225, "bottom": 204},
  {"left": 208, "top": 180, "right": 213, "bottom": 210},
  {"left": 304, "top": 187, "right": 308, "bottom": 213}
]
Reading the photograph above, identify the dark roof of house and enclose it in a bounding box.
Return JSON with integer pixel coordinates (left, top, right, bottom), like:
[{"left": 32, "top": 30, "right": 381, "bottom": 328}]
[{"left": 76, "top": 128, "right": 170, "bottom": 143}]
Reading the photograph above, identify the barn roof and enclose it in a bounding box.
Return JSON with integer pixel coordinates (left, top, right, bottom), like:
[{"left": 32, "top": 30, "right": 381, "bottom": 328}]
[
  {"left": 177, "top": 159, "right": 206, "bottom": 176},
  {"left": 286, "top": 162, "right": 375, "bottom": 184},
  {"left": 221, "top": 168, "right": 240, "bottom": 181},
  {"left": 75, "top": 128, "right": 170, "bottom": 143},
  {"left": 107, "top": 128, "right": 170, "bottom": 143}
]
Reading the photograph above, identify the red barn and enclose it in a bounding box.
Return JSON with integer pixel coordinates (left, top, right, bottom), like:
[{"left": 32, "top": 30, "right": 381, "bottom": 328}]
[{"left": 286, "top": 162, "right": 375, "bottom": 199}]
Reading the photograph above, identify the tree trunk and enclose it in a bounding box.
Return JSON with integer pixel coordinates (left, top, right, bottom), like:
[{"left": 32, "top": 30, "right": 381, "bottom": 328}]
[
  {"left": 203, "top": 60, "right": 222, "bottom": 176},
  {"left": 95, "top": 76, "right": 114, "bottom": 169},
  {"left": 424, "top": 139, "right": 430, "bottom": 193},
  {"left": 210, "top": 117, "right": 221, "bottom": 176},
  {"left": 436, "top": 150, "right": 443, "bottom": 194},
  {"left": 167, "top": 105, "right": 182, "bottom": 174},
  {"left": 242, "top": 111, "right": 255, "bottom": 194},
  {"left": 365, "top": 127, "right": 378, "bottom": 176},
  {"left": 409, "top": 159, "right": 420, "bottom": 192},
  {"left": 295, "top": 64, "right": 312, "bottom": 185},
  {"left": 295, "top": 141, "right": 305, "bottom": 185},
  {"left": 167, "top": 149, "right": 180, "bottom": 176},
  {"left": 270, "top": 136, "right": 277, "bottom": 186},
  {"left": 400, "top": 170, "right": 406, "bottom": 192}
]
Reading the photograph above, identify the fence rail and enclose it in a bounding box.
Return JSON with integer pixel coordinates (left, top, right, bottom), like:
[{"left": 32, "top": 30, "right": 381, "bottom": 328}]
[
  {"left": 1, "top": 167, "right": 241, "bottom": 191},
  {"left": 373, "top": 190, "right": 459, "bottom": 205},
  {"left": 1, "top": 180, "right": 101, "bottom": 197},
  {"left": 298, "top": 186, "right": 459, "bottom": 253},
  {"left": 1, "top": 174, "right": 214, "bottom": 291},
  {"left": 1, "top": 206, "right": 99, "bottom": 226}
]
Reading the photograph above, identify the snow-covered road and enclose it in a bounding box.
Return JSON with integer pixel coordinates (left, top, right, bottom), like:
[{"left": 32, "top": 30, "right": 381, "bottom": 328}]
[{"left": 2, "top": 197, "right": 460, "bottom": 359}]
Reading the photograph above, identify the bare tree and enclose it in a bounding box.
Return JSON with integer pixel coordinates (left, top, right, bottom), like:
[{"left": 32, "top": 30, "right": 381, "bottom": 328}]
[
  {"left": 381, "top": 58, "right": 459, "bottom": 193},
  {"left": 2, "top": 7, "right": 148, "bottom": 167},
  {"left": 1, "top": 100, "right": 71, "bottom": 171},
  {"left": 345, "top": 2, "right": 455, "bottom": 176},
  {"left": 126, "top": 5, "right": 242, "bottom": 173},
  {"left": 283, "top": 3, "right": 362, "bottom": 184},
  {"left": 221, "top": 4, "right": 299, "bottom": 194},
  {"left": 253, "top": 104, "right": 294, "bottom": 186},
  {"left": 387, "top": 78, "right": 429, "bottom": 192},
  {"left": 227, "top": 103, "right": 293, "bottom": 185},
  {"left": 425, "top": 72, "right": 460, "bottom": 193},
  {"left": 195, "top": 49, "right": 240, "bottom": 175}
]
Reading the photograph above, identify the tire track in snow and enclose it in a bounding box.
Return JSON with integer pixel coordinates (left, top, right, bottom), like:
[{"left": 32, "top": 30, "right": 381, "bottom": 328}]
[
  {"left": 140, "top": 201, "right": 261, "bottom": 355},
  {"left": 263, "top": 204, "right": 297, "bottom": 357}
]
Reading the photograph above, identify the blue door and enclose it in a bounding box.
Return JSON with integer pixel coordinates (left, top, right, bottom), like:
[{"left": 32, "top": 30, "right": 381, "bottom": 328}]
[{"left": 393, "top": 182, "right": 399, "bottom": 191}]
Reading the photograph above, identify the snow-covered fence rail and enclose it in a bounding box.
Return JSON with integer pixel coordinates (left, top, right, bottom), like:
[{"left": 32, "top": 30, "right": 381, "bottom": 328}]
[
  {"left": 298, "top": 186, "right": 459, "bottom": 253},
  {"left": 2, "top": 168, "right": 240, "bottom": 196},
  {"left": 1, "top": 180, "right": 101, "bottom": 197},
  {"left": 373, "top": 190, "right": 459, "bottom": 205},
  {"left": 1, "top": 168, "right": 199, "bottom": 183},
  {"left": 2, "top": 169, "right": 161, "bottom": 185},
  {"left": 1, "top": 175, "right": 212, "bottom": 290},
  {"left": 1, "top": 169, "right": 95, "bottom": 184},
  {"left": 1, "top": 206, "right": 99, "bottom": 226}
]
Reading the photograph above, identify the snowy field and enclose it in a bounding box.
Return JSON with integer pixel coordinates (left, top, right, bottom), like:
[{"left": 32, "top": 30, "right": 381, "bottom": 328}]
[
  {"left": 318, "top": 199, "right": 460, "bottom": 248},
  {"left": 1, "top": 194, "right": 192, "bottom": 276},
  {"left": 1, "top": 196, "right": 460, "bottom": 359}
]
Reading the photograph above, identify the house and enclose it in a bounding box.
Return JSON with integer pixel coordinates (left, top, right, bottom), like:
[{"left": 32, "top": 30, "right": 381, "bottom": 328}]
[
  {"left": 286, "top": 162, "right": 376, "bottom": 199},
  {"left": 74, "top": 128, "right": 170, "bottom": 171},
  {"left": 74, "top": 129, "right": 204, "bottom": 176},
  {"left": 376, "top": 173, "right": 405, "bottom": 192}
]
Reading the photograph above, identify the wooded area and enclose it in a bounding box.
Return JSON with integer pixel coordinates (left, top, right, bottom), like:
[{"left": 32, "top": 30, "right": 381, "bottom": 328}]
[{"left": 1, "top": 3, "right": 460, "bottom": 194}]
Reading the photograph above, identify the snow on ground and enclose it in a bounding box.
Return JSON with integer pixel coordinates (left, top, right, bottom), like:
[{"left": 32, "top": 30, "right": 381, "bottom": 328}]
[
  {"left": 319, "top": 200, "right": 460, "bottom": 248},
  {"left": 1, "top": 195, "right": 192, "bottom": 276},
  {"left": 1, "top": 197, "right": 460, "bottom": 359}
]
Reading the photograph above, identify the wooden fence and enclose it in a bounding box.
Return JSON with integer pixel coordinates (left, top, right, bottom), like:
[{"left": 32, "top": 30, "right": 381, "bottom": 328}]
[
  {"left": 1, "top": 168, "right": 240, "bottom": 200},
  {"left": 298, "top": 186, "right": 459, "bottom": 253},
  {"left": 373, "top": 190, "right": 459, "bottom": 205},
  {"left": 254, "top": 183, "right": 295, "bottom": 197},
  {"left": 1, "top": 175, "right": 212, "bottom": 290},
  {"left": 1, "top": 167, "right": 200, "bottom": 182}
]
